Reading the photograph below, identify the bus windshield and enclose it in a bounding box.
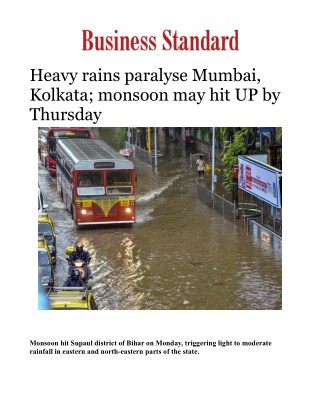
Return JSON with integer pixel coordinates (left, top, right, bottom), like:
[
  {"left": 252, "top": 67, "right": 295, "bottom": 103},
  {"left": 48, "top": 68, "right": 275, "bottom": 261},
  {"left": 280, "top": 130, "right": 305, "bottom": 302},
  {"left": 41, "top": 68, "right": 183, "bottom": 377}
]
[
  {"left": 106, "top": 170, "right": 133, "bottom": 194},
  {"left": 77, "top": 170, "right": 133, "bottom": 196},
  {"left": 77, "top": 171, "right": 105, "bottom": 196}
]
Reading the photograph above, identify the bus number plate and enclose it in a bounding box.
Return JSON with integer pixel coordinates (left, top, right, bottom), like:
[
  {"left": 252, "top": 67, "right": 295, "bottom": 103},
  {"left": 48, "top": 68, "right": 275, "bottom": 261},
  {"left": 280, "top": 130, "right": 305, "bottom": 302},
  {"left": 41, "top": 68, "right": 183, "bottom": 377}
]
[
  {"left": 121, "top": 200, "right": 129, "bottom": 206},
  {"left": 83, "top": 201, "right": 92, "bottom": 207}
]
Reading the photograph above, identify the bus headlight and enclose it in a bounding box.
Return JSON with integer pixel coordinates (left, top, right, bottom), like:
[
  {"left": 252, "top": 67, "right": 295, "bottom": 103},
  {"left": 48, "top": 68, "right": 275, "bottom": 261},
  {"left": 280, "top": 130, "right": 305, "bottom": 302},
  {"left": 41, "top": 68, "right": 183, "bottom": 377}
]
[
  {"left": 125, "top": 207, "right": 132, "bottom": 214},
  {"left": 81, "top": 209, "right": 87, "bottom": 215}
]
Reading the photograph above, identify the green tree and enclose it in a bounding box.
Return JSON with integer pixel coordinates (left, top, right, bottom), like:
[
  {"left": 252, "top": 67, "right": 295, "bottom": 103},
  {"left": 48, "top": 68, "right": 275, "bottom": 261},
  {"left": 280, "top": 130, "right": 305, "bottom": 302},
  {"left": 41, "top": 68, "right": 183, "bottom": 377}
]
[
  {"left": 276, "top": 127, "right": 282, "bottom": 142},
  {"left": 220, "top": 128, "right": 249, "bottom": 192}
]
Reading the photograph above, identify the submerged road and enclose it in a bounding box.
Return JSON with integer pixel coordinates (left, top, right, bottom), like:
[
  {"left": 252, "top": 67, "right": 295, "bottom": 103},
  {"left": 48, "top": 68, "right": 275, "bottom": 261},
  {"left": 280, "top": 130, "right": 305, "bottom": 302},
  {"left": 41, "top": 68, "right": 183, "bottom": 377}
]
[{"left": 38, "top": 135, "right": 282, "bottom": 310}]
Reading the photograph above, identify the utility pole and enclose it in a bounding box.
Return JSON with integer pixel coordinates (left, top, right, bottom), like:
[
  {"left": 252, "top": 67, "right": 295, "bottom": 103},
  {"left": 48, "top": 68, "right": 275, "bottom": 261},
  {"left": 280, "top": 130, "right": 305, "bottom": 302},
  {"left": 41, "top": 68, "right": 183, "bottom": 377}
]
[
  {"left": 211, "top": 127, "right": 217, "bottom": 192},
  {"left": 127, "top": 127, "right": 131, "bottom": 146},
  {"left": 147, "top": 127, "right": 151, "bottom": 153},
  {"left": 154, "top": 127, "right": 158, "bottom": 172}
]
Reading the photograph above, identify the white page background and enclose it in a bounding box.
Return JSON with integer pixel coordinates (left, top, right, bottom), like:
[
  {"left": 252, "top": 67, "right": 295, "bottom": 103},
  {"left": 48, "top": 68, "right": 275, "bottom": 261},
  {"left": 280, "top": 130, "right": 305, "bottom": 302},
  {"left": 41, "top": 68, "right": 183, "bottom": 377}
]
[{"left": 2, "top": 1, "right": 319, "bottom": 413}]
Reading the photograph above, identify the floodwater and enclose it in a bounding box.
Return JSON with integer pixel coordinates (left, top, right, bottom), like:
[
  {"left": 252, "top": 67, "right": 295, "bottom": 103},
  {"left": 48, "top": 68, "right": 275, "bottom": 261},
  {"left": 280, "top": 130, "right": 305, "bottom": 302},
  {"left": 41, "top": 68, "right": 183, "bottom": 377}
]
[{"left": 38, "top": 135, "right": 282, "bottom": 310}]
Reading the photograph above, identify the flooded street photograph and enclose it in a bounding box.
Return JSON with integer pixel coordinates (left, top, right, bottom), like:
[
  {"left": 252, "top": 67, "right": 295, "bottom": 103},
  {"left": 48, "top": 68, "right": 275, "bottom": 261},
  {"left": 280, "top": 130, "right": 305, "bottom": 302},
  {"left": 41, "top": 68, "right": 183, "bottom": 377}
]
[{"left": 38, "top": 127, "right": 282, "bottom": 310}]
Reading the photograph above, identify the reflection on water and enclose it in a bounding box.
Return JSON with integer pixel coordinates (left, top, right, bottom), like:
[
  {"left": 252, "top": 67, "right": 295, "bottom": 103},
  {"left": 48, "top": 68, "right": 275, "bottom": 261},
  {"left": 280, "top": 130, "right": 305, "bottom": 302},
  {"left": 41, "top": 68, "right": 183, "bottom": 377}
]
[{"left": 38, "top": 142, "right": 282, "bottom": 310}]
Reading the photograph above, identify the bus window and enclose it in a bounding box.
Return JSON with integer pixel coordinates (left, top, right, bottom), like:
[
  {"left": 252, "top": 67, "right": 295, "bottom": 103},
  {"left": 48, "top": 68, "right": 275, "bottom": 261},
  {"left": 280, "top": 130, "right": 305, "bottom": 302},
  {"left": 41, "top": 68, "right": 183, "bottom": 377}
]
[
  {"left": 78, "top": 172, "right": 104, "bottom": 186},
  {"left": 106, "top": 170, "right": 133, "bottom": 194},
  {"left": 107, "top": 170, "right": 132, "bottom": 185},
  {"left": 107, "top": 187, "right": 132, "bottom": 194},
  {"left": 77, "top": 172, "right": 105, "bottom": 196}
]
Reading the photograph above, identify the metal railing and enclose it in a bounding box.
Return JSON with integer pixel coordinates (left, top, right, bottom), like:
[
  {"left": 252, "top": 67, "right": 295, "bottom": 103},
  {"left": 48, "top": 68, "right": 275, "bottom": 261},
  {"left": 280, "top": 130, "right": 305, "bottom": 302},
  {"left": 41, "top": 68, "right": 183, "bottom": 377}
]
[
  {"left": 125, "top": 142, "right": 152, "bottom": 167},
  {"left": 238, "top": 202, "right": 261, "bottom": 221},
  {"left": 196, "top": 180, "right": 236, "bottom": 220},
  {"left": 247, "top": 218, "right": 282, "bottom": 246},
  {"left": 196, "top": 180, "right": 282, "bottom": 247}
]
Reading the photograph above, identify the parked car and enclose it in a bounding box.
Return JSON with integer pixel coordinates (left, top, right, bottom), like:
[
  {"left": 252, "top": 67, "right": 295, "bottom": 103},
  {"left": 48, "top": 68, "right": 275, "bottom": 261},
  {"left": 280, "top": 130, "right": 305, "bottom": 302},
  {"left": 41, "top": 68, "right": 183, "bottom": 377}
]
[
  {"left": 38, "top": 234, "right": 54, "bottom": 289},
  {"left": 38, "top": 212, "right": 56, "bottom": 263},
  {"left": 48, "top": 287, "right": 98, "bottom": 310}
]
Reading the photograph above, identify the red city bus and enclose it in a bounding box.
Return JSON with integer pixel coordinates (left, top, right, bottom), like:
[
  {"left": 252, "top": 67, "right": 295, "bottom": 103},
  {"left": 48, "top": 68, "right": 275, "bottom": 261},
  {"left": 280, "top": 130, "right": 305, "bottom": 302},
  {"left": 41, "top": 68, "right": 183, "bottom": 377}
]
[
  {"left": 56, "top": 139, "right": 136, "bottom": 225},
  {"left": 40, "top": 127, "right": 94, "bottom": 174}
]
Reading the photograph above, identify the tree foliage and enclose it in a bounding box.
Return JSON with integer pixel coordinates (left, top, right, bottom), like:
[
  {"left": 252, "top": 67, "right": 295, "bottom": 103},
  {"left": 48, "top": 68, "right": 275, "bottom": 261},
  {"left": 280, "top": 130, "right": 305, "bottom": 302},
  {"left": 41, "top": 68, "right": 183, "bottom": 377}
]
[
  {"left": 276, "top": 127, "right": 282, "bottom": 141},
  {"left": 220, "top": 128, "right": 250, "bottom": 192}
]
